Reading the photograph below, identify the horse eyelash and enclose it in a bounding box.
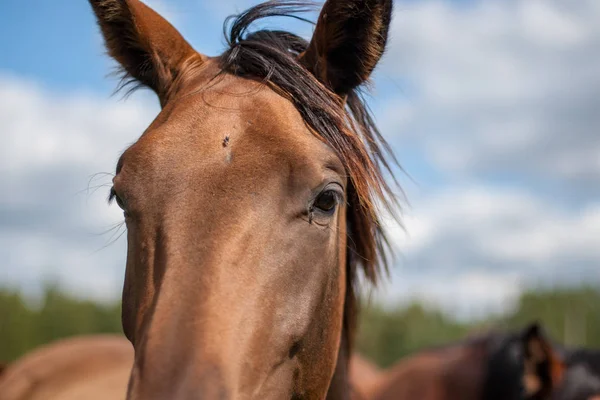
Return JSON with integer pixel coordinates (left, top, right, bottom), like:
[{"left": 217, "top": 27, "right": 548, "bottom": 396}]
[{"left": 108, "top": 187, "right": 117, "bottom": 204}]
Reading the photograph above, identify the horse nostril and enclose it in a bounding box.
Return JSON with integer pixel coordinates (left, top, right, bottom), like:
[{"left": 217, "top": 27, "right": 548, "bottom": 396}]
[{"left": 289, "top": 340, "right": 302, "bottom": 359}]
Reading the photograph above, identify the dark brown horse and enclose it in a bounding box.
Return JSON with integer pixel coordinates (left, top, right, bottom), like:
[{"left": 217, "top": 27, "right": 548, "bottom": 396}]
[
  {"left": 87, "top": 0, "right": 398, "bottom": 398},
  {"left": 552, "top": 347, "right": 600, "bottom": 400},
  {"left": 363, "top": 323, "right": 565, "bottom": 400}
]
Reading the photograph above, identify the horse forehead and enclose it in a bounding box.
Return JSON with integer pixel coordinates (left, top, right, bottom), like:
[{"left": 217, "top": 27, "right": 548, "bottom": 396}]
[{"left": 125, "top": 75, "right": 339, "bottom": 178}]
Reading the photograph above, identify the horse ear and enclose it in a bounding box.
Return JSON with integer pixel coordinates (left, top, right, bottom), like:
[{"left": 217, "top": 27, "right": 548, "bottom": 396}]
[
  {"left": 522, "top": 322, "right": 565, "bottom": 397},
  {"left": 299, "top": 0, "right": 393, "bottom": 96},
  {"left": 88, "top": 0, "right": 204, "bottom": 105}
]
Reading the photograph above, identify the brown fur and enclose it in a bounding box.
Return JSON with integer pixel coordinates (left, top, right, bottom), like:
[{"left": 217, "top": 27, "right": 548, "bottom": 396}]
[
  {"left": 299, "top": 0, "right": 393, "bottom": 94},
  {"left": 0, "top": 343, "right": 376, "bottom": 400},
  {"left": 366, "top": 341, "right": 489, "bottom": 400},
  {"left": 0, "top": 335, "right": 133, "bottom": 400},
  {"left": 86, "top": 0, "right": 397, "bottom": 398},
  {"left": 364, "top": 325, "right": 565, "bottom": 400},
  {"left": 349, "top": 354, "right": 382, "bottom": 399},
  {"left": 88, "top": 0, "right": 204, "bottom": 106}
]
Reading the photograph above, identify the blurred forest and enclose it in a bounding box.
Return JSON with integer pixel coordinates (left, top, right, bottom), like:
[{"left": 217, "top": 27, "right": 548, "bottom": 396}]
[
  {"left": 1, "top": 285, "right": 599, "bottom": 366},
  {"left": 357, "top": 287, "right": 600, "bottom": 367}
]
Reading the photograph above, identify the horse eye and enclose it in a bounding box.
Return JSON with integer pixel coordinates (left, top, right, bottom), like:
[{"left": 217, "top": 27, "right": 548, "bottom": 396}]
[
  {"left": 314, "top": 190, "right": 339, "bottom": 213},
  {"left": 109, "top": 188, "right": 127, "bottom": 211}
]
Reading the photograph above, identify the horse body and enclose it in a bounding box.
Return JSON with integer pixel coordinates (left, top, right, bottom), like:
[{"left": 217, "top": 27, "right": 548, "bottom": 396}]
[
  {"left": 349, "top": 354, "right": 382, "bottom": 399},
  {"left": 0, "top": 335, "right": 132, "bottom": 400},
  {"left": 365, "top": 324, "right": 565, "bottom": 400},
  {"left": 365, "top": 339, "right": 487, "bottom": 400}
]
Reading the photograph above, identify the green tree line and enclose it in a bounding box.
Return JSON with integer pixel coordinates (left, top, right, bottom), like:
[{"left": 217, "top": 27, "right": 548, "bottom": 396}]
[
  {"left": 1, "top": 285, "right": 599, "bottom": 367},
  {"left": 356, "top": 286, "right": 600, "bottom": 367},
  {"left": 0, "top": 285, "right": 121, "bottom": 362}
]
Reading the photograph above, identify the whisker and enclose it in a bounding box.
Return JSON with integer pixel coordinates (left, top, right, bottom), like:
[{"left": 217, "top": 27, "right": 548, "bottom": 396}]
[
  {"left": 75, "top": 183, "right": 113, "bottom": 197},
  {"left": 105, "top": 221, "right": 126, "bottom": 243},
  {"left": 89, "top": 224, "right": 127, "bottom": 256}
]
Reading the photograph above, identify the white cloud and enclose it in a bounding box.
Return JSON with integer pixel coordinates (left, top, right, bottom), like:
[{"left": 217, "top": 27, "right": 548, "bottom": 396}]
[
  {"left": 0, "top": 73, "right": 159, "bottom": 301},
  {"left": 362, "top": 0, "right": 600, "bottom": 319},
  {"left": 391, "top": 186, "right": 600, "bottom": 262},
  {"left": 519, "top": 1, "right": 587, "bottom": 47},
  {"left": 380, "top": 0, "right": 600, "bottom": 188},
  {"left": 379, "top": 185, "right": 600, "bottom": 319},
  {"left": 1, "top": 78, "right": 152, "bottom": 173},
  {"left": 374, "top": 270, "right": 523, "bottom": 321}
]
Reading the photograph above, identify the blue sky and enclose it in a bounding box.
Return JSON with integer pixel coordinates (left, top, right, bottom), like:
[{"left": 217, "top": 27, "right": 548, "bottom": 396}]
[{"left": 1, "top": 0, "right": 599, "bottom": 320}]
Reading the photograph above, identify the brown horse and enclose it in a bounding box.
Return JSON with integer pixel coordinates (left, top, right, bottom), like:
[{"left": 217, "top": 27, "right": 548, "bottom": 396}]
[
  {"left": 551, "top": 346, "right": 600, "bottom": 400},
  {"left": 363, "top": 323, "right": 565, "bottom": 400},
  {"left": 349, "top": 354, "right": 382, "bottom": 399},
  {"left": 87, "top": 0, "right": 398, "bottom": 398},
  {"left": 0, "top": 335, "right": 133, "bottom": 400}
]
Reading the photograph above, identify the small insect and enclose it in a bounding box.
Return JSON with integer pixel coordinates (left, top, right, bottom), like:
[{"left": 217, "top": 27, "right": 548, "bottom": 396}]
[{"left": 222, "top": 135, "right": 230, "bottom": 147}]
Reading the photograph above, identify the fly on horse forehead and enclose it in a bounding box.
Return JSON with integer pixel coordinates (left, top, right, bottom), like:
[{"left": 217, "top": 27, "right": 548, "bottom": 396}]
[{"left": 88, "top": 0, "right": 400, "bottom": 398}]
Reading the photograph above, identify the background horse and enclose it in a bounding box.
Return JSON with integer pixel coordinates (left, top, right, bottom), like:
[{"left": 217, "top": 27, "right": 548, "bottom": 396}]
[
  {"left": 552, "top": 347, "right": 600, "bottom": 400},
  {"left": 360, "top": 323, "right": 564, "bottom": 400},
  {"left": 87, "top": 0, "right": 398, "bottom": 398},
  {"left": 349, "top": 354, "right": 382, "bottom": 399},
  {"left": 0, "top": 335, "right": 132, "bottom": 400}
]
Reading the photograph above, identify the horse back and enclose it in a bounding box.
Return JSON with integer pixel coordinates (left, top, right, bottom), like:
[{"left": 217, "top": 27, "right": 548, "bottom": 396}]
[
  {"left": 368, "top": 344, "right": 487, "bottom": 400},
  {"left": 0, "top": 335, "right": 133, "bottom": 400}
]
